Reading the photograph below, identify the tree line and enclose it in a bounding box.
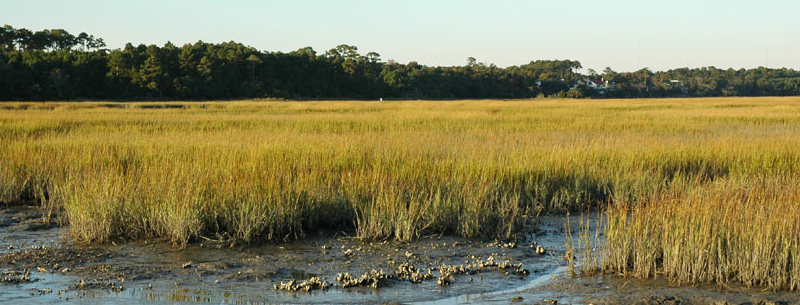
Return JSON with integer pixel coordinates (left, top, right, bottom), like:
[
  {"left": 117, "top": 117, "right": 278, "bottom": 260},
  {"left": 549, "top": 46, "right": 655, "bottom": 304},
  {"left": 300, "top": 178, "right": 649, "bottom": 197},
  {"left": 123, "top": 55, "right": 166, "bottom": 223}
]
[{"left": 2, "top": 25, "right": 799, "bottom": 101}]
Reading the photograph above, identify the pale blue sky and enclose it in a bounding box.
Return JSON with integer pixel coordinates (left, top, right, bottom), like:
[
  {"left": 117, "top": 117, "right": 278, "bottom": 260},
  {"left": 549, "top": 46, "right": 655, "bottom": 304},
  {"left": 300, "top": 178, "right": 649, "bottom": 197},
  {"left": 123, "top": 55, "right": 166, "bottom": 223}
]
[{"left": 2, "top": 0, "right": 799, "bottom": 72}]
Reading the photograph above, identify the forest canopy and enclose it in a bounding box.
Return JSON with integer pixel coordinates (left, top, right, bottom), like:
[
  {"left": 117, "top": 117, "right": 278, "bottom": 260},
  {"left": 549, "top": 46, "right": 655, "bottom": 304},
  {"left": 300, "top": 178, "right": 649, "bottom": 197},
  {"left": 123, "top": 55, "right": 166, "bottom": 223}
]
[{"left": 2, "top": 25, "right": 800, "bottom": 100}]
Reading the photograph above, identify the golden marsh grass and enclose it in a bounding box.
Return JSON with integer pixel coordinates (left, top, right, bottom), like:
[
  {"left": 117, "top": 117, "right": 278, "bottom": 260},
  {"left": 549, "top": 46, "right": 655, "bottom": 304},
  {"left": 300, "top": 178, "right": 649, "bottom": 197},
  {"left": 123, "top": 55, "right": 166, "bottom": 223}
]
[{"left": 1, "top": 97, "right": 799, "bottom": 291}]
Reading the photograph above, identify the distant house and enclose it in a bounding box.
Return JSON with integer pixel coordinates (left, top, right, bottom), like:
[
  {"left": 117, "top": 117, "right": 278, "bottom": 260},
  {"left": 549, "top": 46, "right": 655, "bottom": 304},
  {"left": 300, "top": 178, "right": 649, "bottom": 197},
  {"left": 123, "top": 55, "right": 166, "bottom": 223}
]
[
  {"left": 573, "top": 79, "right": 611, "bottom": 93},
  {"left": 668, "top": 80, "right": 688, "bottom": 94}
]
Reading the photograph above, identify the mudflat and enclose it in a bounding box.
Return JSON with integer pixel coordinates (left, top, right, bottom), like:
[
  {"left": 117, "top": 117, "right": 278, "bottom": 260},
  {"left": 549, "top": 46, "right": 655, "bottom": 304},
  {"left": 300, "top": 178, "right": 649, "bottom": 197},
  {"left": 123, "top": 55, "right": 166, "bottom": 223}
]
[{"left": 2, "top": 206, "right": 797, "bottom": 304}]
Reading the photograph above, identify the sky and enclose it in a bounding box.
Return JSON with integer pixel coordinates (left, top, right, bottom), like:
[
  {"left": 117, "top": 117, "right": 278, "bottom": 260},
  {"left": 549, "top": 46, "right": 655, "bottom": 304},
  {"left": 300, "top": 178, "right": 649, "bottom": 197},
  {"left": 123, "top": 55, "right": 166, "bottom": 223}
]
[{"left": 2, "top": 0, "right": 799, "bottom": 72}]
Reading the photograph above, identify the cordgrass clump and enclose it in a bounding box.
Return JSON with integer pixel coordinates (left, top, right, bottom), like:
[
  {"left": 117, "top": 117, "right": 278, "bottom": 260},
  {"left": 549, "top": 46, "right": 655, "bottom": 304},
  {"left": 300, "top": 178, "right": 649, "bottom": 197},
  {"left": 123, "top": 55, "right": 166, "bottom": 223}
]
[{"left": 603, "top": 176, "right": 800, "bottom": 290}]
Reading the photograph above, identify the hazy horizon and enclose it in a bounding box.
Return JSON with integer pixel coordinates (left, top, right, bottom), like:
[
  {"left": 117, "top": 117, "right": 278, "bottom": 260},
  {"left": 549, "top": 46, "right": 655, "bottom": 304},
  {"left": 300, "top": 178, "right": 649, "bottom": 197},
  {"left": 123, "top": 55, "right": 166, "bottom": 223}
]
[{"left": 3, "top": 0, "right": 799, "bottom": 73}]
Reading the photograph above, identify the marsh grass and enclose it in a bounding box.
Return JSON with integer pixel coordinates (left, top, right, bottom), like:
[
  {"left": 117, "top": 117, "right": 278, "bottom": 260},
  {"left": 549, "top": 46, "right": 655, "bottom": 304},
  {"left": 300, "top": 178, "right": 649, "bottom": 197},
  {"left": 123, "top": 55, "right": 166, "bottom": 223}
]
[
  {"left": 602, "top": 176, "right": 800, "bottom": 290},
  {"left": 1, "top": 97, "right": 800, "bottom": 292}
]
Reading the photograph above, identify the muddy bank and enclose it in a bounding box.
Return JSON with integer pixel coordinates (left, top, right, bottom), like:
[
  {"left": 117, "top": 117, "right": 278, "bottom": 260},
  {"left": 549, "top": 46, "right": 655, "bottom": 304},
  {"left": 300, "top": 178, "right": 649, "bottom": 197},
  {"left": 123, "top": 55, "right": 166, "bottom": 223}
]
[
  {"left": 2, "top": 206, "right": 798, "bottom": 304},
  {"left": 526, "top": 273, "right": 800, "bottom": 305},
  {"left": 0, "top": 204, "right": 58, "bottom": 233}
]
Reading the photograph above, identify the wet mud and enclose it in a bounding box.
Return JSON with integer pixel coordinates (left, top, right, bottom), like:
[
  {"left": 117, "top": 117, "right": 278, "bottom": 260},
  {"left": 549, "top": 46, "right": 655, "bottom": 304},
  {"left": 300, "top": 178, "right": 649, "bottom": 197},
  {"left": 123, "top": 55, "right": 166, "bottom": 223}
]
[{"left": 1, "top": 205, "right": 798, "bottom": 304}]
